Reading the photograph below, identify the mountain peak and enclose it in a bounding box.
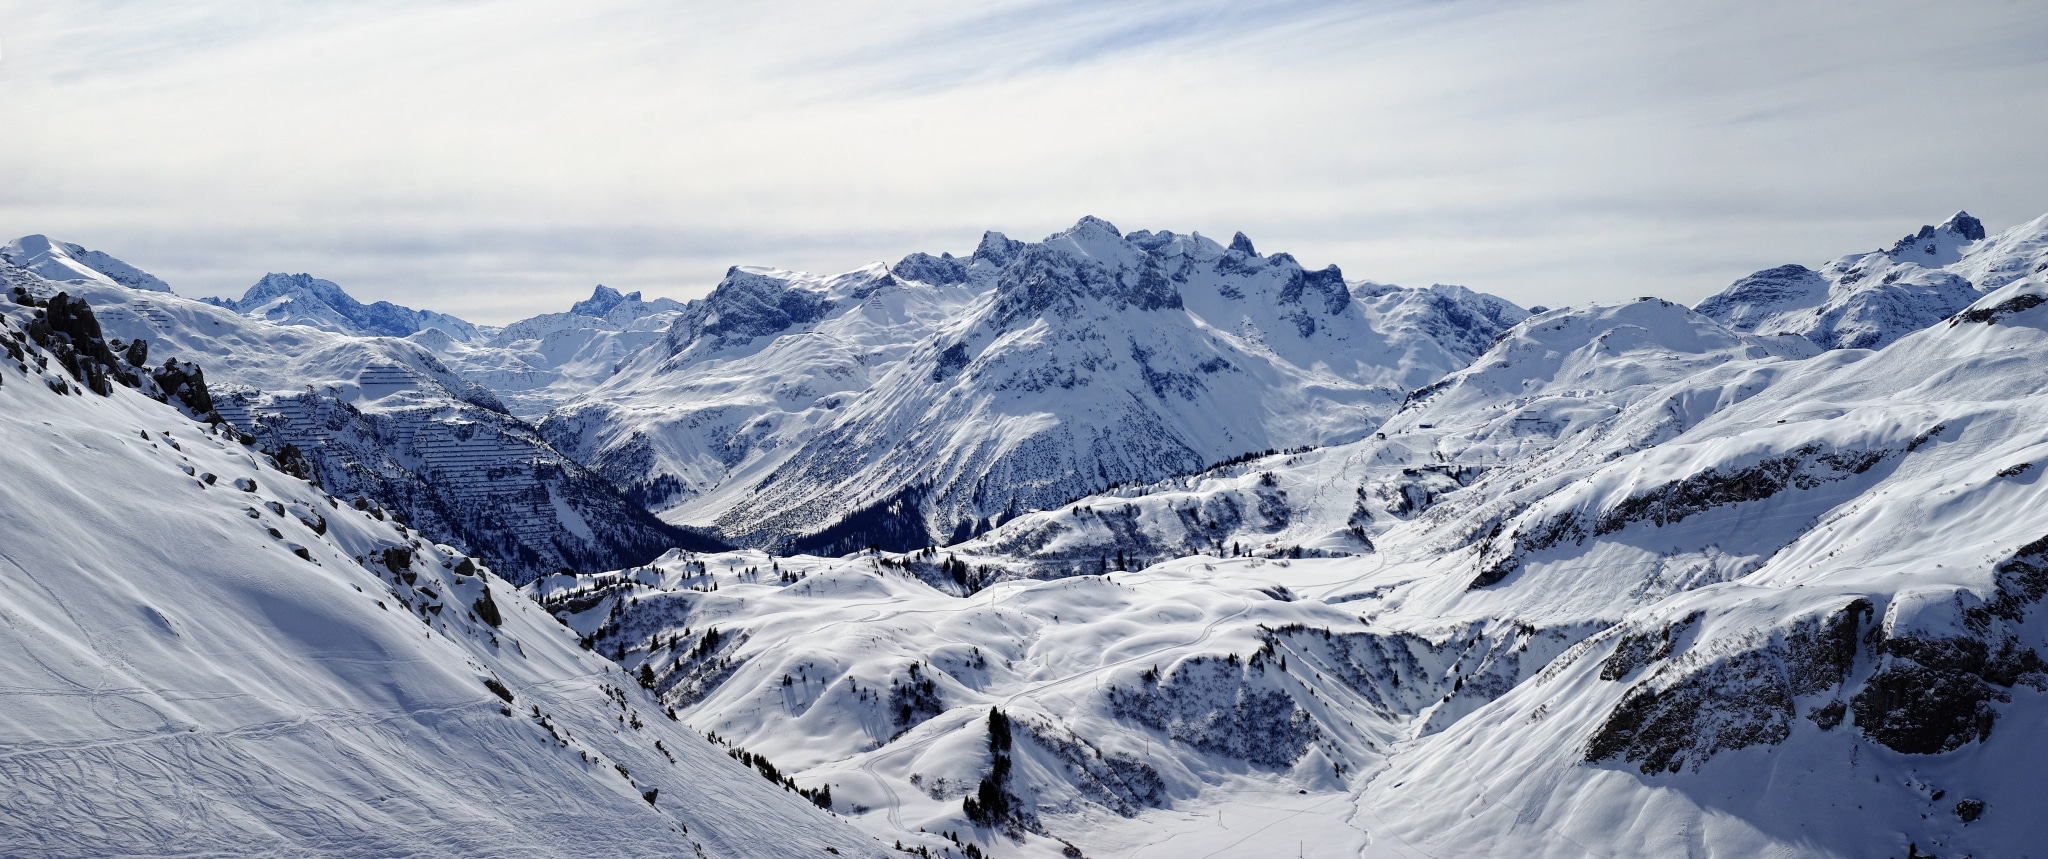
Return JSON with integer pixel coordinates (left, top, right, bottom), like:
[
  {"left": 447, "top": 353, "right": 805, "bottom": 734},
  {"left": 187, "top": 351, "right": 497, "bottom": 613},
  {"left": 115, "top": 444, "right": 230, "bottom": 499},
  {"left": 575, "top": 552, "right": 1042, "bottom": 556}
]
[
  {"left": 1065, "top": 215, "right": 1123, "bottom": 240},
  {"left": 1941, "top": 210, "right": 1987, "bottom": 242},
  {"left": 212, "top": 272, "right": 480, "bottom": 341},
  {"left": 241, "top": 272, "right": 353, "bottom": 307},
  {"left": 571, "top": 284, "right": 629, "bottom": 317},
  {"left": 1229, "top": 231, "right": 1257, "bottom": 256},
  {"left": 973, "top": 230, "right": 1025, "bottom": 267},
  {"left": 1887, "top": 210, "right": 1985, "bottom": 263}
]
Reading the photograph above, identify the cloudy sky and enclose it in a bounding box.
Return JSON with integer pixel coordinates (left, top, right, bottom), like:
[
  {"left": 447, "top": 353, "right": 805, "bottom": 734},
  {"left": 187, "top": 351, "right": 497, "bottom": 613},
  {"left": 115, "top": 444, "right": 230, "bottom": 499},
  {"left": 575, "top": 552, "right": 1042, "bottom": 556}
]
[{"left": 3, "top": 0, "right": 2045, "bottom": 323}]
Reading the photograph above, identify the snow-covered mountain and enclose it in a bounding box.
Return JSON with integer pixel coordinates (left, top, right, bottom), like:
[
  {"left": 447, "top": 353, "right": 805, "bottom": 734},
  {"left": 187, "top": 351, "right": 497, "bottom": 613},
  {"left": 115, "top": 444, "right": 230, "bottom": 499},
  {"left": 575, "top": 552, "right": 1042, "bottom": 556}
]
[
  {"left": 4, "top": 245, "right": 701, "bottom": 584},
  {"left": 17, "top": 211, "right": 2048, "bottom": 858},
  {"left": 543, "top": 217, "right": 1526, "bottom": 554},
  {"left": 423, "top": 284, "right": 688, "bottom": 419},
  {"left": 2, "top": 233, "right": 173, "bottom": 292},
  {"left": 206, "top": 271, "right": 488, "bottom": 342},
  {"left": 534, "top": 213, "right": 2048, "bottom": 859},
  {"left": 0, "top": 304, "right": 885, "bottom": 858},
  {"left": 1695, "top": 210, "right": 2048, "bottom": 350}
]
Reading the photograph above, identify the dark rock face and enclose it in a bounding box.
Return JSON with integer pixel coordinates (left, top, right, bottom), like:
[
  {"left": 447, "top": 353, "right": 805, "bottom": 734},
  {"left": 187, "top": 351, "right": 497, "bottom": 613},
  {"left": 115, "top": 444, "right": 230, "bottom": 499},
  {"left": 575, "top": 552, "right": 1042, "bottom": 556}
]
[
  {"left": 1585, "top": 649, "right": 1797, "bottom": 774},
  {"left": 1852, "top": 536, "right": 2048, "bottom": 754},
  {"left": 1951, "top": 292, "right": 2047, "bottom": 326},
  {"left": 1695, "top": 264, "right": 1830, "bottom": 331},
  {"left": 150, "top": 359, "right": 214, "bottom": 415},
  {"left": 972, "top": 230, "right": 1026, "bottom": 267},
  {"left": 1580, "top": 536, "right": 2048, "bottom": 773},
  {"left": 930, "top": 342, "right": 970, "bottom": 382},
  {"left": 1889, "top": 213, "right": 1985, "bottom": 256},
  {"left": 662, "top": 267, "right": 838, "bottom": 356},
  {"left": 1599, "top": 612, "right": 1701, "bottom": 681},
  {"left": 1594, "top": 444, "right": 1886, "bottom": 536},
  {"left": 987, "top": 242, "right": 1182, "bottom": 330},
  {"left": 227, "top": 390, "right": 712, "bottom": 584},
  {"left": 1585, "top": 600, "right": 1870, "bottom": 774},
  {"left": 1474, "top": 440, "right": 1899, "bottom": 589},
  {"left": 29, "top": 291, "right": 130, "bottom": 395},
  {"left": 1849, "top": 634, "right": 2029, "bottom": 754},
  {"left": 17, "top": 291, "right": 217, "bottom": 415},
  {"left": 1954, "top": 798, "right": 1985, "bottom": 822},
  {"left": 892, "top": 252, "right": 969, "bottom": 286},
  {"left": 570, "top": 284, "right": 637, "bottom": 318}
]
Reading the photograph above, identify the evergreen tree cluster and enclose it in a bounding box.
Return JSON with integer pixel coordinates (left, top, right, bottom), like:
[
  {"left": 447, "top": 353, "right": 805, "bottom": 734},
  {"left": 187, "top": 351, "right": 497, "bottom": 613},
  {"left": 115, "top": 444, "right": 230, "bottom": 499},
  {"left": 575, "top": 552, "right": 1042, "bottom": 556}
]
[{"left": 962, "top": 708, "right": 1018, "bottom": 828}]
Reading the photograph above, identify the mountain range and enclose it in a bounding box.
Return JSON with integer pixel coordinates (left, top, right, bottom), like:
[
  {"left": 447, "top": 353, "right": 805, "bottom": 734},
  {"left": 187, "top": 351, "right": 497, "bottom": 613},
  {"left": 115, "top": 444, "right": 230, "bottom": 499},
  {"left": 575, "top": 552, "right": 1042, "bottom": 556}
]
[{"left": 8, "top": 210, "right": 2048, "bottom": 857}]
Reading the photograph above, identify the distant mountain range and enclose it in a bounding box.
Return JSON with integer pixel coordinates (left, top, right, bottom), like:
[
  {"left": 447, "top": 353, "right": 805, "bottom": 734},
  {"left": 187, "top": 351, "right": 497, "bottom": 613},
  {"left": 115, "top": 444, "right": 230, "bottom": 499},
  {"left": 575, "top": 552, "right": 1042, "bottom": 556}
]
[{"left": 542, "top": 217, "right": 1528, "bottom": 554}]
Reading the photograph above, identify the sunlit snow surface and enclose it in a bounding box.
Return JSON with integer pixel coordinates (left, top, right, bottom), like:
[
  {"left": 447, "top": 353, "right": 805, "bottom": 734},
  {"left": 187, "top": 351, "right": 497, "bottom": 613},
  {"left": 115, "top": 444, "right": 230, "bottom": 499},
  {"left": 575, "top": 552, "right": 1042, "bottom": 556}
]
[{"left": 0, "top": 312, "right": 885, "bottom": 856}]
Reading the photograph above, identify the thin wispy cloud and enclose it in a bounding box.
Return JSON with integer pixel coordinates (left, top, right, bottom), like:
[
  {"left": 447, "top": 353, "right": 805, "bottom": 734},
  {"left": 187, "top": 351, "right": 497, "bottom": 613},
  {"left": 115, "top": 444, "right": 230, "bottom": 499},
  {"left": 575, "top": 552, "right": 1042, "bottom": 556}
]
[{"left": 2, "top": 0, "right": 2045, "bottom": 323}]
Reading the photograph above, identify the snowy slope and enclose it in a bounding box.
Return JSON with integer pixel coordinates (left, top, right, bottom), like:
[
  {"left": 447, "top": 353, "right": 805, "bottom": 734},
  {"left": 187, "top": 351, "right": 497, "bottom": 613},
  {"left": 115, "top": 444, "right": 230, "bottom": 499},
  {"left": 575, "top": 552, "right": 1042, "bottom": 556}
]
[
  {"left": 206, "top": 271, "right": 487, "bottom": 342},
  {"left": 4, "top": 253, "right": 696, "bottom": 583},
  {"left": 1696, "top": 211, "right": 2048, "bottom": 350},
  {"left": 1348, "top": 277, "right": 2048, "bottom": 859},
  {"left": 545, "top": 218, "right": 1525, "bottom": 554},
  {"left": 0, "top": 309, "right": 885, "bottom": 858},
  {"left": 3, "top": 234, "right": 172, "bottom": 292}
]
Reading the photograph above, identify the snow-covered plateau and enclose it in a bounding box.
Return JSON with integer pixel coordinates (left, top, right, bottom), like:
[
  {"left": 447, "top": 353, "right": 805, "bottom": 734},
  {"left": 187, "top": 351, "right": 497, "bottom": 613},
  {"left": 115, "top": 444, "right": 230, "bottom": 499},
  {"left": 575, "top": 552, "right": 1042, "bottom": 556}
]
[{"left": 7, "top": 212, "right": 2048, "bottom": 857}]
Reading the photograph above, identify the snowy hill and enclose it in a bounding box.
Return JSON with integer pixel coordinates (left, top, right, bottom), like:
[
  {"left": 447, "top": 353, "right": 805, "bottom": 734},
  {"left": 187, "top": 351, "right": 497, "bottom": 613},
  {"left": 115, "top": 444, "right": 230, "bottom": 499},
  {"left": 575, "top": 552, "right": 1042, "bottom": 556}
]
[
  {"left": 0, "top": 305, "right": 884, "bottom": 858},
  {"left": 1695, "top": 211, "right": 2048, "bottom": 350},
  {"left": 544, "top": 217, "right": 1526, "bottom": 554},
  {"left": 4, "top": 251, "right": 699, "bottom": 583},
  {"left": 206, "top": 271, "right": 487, "bottom": 342}
]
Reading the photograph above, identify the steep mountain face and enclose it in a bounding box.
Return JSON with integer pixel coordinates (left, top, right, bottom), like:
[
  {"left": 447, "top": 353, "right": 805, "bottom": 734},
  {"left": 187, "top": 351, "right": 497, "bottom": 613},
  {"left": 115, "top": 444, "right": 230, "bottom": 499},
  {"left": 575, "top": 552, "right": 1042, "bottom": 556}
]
[
  {"left": 4, "top": 251, "right": 698, "bottom": 584},
  {"left": 540, "top": 261, "right": 985, "bottom": 516},
  {"left": 0, "top": 308, "right": 885, "bottom": 858},
  {"left": 424, "top": 285, "right": 688, "bottom": 419},
  {"left": 206, "top": 271, "right": 487, "bottom": 342},
  {"left": 544, "top": 217, "right": 1526, "bottom": 554},
  {"left": 1695, "top": 211, "right": 2048, "bottom": 350}
]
